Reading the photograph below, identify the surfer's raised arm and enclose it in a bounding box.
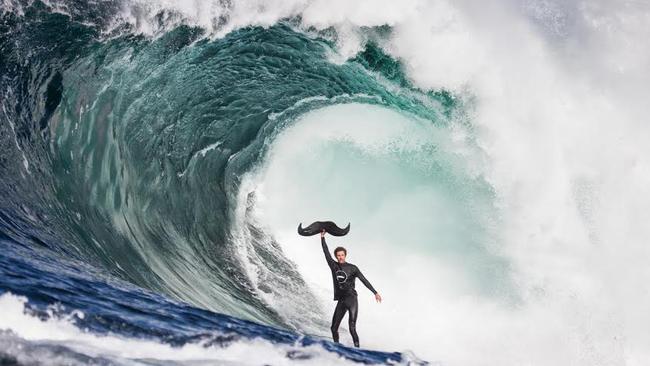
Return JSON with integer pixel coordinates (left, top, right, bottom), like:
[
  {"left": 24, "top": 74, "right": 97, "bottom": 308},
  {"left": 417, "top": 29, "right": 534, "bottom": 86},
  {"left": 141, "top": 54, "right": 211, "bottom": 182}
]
[{"left": 320, "top": 229, "right": 335, "bottom": 267}]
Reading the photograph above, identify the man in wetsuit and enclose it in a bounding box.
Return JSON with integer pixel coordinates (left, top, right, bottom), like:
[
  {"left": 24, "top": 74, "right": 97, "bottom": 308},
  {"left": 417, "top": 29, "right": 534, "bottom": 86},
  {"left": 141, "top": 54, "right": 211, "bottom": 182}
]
[{"left": 320, "top": 229, "right": 381, "bottom": 348}]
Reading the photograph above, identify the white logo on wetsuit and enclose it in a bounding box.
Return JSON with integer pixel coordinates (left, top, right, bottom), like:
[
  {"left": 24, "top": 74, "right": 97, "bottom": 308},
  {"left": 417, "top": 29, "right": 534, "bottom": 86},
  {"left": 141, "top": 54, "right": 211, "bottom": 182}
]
[{"left": 335, "top": 270, "right": 348, "bottom": 283}]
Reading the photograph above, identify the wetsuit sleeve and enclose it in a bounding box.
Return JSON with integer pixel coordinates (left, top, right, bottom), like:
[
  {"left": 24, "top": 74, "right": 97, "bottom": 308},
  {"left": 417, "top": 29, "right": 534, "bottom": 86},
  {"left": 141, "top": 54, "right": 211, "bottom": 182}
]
[
  {"left": 321, "top": 237, "right": 336, "bottom": 269},
  {"left": 356, "top": 267, "right": 377, "bottom": 294}
]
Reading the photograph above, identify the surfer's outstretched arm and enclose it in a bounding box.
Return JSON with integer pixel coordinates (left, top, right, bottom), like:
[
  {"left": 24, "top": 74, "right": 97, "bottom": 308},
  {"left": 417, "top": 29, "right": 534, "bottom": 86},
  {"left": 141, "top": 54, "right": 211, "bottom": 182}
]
[
  {"left": 356, "top": 268, "right": 377, "bottom": 294},
  {"left": 357, "top": 268, "right": 382, "bottom": 303},
  {"left": 321, "top": 230, "right": 335, "bottom": 268}
]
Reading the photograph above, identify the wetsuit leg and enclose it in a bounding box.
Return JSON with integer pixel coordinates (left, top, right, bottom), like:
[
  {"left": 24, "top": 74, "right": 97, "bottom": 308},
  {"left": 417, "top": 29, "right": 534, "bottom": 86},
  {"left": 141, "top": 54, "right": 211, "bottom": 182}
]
[
  {"left": 347, "top": 296, "right": 360, "bottom": 347},
  {"left": 330, "top": 300, "right": 347, "bottom": 343}
]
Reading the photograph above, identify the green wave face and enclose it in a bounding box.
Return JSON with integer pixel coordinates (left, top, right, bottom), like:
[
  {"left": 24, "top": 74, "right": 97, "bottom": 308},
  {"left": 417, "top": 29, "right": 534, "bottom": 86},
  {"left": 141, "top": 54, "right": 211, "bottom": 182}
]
[{"left": 4, "top": 7, "right": 506, "bottom": 333}]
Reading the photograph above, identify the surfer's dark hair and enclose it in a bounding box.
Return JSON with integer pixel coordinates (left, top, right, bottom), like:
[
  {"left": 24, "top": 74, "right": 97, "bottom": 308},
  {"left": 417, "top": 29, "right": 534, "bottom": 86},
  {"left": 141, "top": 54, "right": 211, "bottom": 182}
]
[{"left": 334, "top": 246, "right": 347, "bottom": 256}]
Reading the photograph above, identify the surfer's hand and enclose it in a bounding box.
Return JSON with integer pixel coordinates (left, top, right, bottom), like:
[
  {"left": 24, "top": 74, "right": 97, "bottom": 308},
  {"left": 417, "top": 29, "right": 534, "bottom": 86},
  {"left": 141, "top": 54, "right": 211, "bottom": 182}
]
[
  {"left": 320, "top": 229, "right": 325, "bottom": 238},
  {"left": 375, "top": 293, "right": 382, "bottom": 303}
]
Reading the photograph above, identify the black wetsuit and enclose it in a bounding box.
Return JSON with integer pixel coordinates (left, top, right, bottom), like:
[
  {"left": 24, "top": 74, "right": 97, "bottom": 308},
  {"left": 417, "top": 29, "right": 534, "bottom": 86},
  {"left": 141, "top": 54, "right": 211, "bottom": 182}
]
[{"left": 321, "top": 237, "right": 377, "bottom": 347}]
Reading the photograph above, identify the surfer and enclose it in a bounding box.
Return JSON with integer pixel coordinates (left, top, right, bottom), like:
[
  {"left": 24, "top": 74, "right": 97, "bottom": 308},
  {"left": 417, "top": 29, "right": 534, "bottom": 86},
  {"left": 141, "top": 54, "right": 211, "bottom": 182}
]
[{"left": 320, "top": 229, "right": 381, "bottom": 348}]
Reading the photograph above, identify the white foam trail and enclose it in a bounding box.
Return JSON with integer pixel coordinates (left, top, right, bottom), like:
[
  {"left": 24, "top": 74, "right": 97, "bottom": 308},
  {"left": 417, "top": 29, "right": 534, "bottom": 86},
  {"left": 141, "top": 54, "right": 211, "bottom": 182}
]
[{"left": 0, "top": 292, "right": 360, "bottom": 365}]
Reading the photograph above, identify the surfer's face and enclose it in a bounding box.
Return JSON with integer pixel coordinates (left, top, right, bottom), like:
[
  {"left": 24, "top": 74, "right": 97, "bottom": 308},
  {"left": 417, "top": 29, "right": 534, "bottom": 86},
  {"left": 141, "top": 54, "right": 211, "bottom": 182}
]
[{"left": 335, "top": 250, "right": 346, "bottom": 263}]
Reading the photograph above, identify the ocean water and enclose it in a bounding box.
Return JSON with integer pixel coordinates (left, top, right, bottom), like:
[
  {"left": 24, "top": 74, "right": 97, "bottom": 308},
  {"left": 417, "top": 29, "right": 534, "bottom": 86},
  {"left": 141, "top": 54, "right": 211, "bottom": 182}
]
[{"left": 1, "top": 0, "right": 649, "bottom": 365}]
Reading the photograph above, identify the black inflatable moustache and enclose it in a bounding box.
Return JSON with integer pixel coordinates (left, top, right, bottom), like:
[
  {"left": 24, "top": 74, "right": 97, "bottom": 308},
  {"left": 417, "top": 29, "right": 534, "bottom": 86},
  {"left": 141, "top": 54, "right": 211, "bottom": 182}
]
[{"left": 297, "top": 221, "right": 350, "bottom": 236}]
